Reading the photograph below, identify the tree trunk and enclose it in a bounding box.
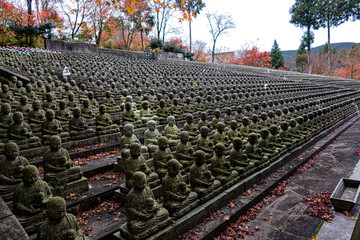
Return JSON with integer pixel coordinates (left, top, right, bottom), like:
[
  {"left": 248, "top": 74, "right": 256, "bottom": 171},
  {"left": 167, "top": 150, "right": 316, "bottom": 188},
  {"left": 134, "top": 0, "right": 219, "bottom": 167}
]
[
  {"left": 141, "top": 30, "right": 144, "bottom": 50},
  {"left": 307, "top": 27, "right": 312, "bottom": 74},
  {"left": 27, "top": 0, "right": 35, "bottom": 47},
  {"left": 189, "top": 20, "right": 192, "bottom": 52},
  {"left": 212, "top": 39, "right": 216, "bottom": 63},
  {"left": 327, "top": 19, "right": 331, "bottom": 75}
]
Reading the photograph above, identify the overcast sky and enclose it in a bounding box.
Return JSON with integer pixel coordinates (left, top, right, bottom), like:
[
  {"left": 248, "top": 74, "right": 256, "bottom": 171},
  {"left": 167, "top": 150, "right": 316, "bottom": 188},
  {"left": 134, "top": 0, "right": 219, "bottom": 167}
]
[{"left": 169, "top": 0, "right": 360, "bottom": 52}]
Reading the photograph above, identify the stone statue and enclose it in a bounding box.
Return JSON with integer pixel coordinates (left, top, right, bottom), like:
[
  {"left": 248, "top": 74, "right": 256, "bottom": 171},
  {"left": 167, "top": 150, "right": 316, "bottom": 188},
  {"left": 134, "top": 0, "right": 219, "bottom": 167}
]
[
  {"left": 81, "top": 99, "right": 96, "bottom": 126},
  {"left": 156, "top": 99, "right": 168, "bottom": 121},
  {"left": 183, "top": 113, "right": 197, "bottom": 140},
  {"left": 13, "top": 165, "right": 52, "bottom": 234},
  {"left": 153, "top": 136, "right": 174, "bottom": 179},
  {"left": 120, "top": 123, "right": 141, "bottom": 160},
  {"left": 122, "top": 102, "right": 141, "bottom": 127},
  {"left": 8, "top": 112, "right": 41, "bottom": 149},
  {"left": 103, "top": 91, "right": 120, "bottom": 113},
  {"left": 227, "top": 120, "right": 240, "bottom": 142},
  {"left": 211, "top": 143, "right": 239, "bottom": 187},
  {"left": 43, "top": 93, "right": 57, "bottom": 111},
  {"left": 213, "top": 122, "right": 230, "bottom": 147},
  {"left": 175, "top": 131, "right": 194, "bottom": 171},
  {"left": 69, "top": 108, "right": 96, "bottom": 140},
  {"left": 144, "top": 120, "right": 161, "bottom": 154},
  {"left": 43, "top": 136, "right": 83, "bottom": 186},
  {"left": 197, "top": 112, "right": 211, "bottom": 131},
  {"left": 41, "top": 110, "right": 70, "bottom": 145},
  {"left": 162, "top": 159, "right": 199, "bottom": 218},
  {"left": 169, "top": 98, "right": 182, "bottom": 117},
  {"left": 119, "top": 172, "right": 171, "bottom": 240},
  {"left": 0, "top": 103, "right": 13, "bottom": 138},
  {"left": 239, "top": 117, "right": 250, "bottom": 138},
  {"left": 95, "top": 104, "right": 119, "bottom": 135},
  {"left": 55, "top": 100, "right": 72, "bottom": 122},
  {"left": 235, "top": 106, "right": 243, "bottom": 123},
  {"left": 229, "top": 137, "right": 253, "bottom": 174},
  {"left": 0, "top": 84, "right": 15, "bottom": 103},
  {"left": 28, "top": 100, "right": 46, "bottom": 133},
  {"left": 140, "top": 101, "right": 158, "bottom": 124},
  {"left": 258, "top": 128, "right": 279, "bottom": 158},
  {"left": 0, "top": 143, "right": 28, "bottom": 201},
  {"left": 164, "top": 116, "right": 180, "bottom": 148},
  {"left": 197, "top": 126, "right": 213, "bottom": 159},
  {"left": 16, "top": 95, "right": 32, "bottom": 119},
  {"left": 245, "top": 133, "right": 267, "bottom": 165},
  {"left": 212, "top": 109, "right": 221, "bottom": 130},
  {"left": 37, "top": 196, "right": 85, "bottom": 240},
  {"left": 224, "top": 107, "right": 233, "bottom": 126},
  {"left": 189, "top": 150, "right": 221, "bottom": 201}
]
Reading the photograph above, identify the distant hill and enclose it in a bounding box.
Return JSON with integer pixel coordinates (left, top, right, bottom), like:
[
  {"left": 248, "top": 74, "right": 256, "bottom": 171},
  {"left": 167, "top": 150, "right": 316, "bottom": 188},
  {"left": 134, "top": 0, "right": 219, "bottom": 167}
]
[{"left": 282, "top": 42, "right": 360, "bottom": 69}]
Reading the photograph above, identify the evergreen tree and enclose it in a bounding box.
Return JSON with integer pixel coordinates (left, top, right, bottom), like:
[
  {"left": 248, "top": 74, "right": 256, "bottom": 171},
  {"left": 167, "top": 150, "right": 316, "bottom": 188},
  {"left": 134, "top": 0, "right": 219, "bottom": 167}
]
[
  {"left": 290, "top": 0, "right": 320, "bottom": 74},
  {"left": 316, "top": 0, "right": 348, "bottom": 74},
  {"left": 296, "top": 41, "right": 308, "bottom": 73},
  {"left": 270, "top": 40, "right": 285, "bottom": 69}
]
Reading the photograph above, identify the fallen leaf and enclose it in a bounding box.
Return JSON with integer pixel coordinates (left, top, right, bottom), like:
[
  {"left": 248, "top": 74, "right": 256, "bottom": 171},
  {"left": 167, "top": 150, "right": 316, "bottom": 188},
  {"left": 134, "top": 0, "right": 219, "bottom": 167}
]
[
  {"left": 254, "top": 226, "right": 260, "bottom": 230},
  {"left": 224, "top": 216, "right": 229, "bottom": 221}
]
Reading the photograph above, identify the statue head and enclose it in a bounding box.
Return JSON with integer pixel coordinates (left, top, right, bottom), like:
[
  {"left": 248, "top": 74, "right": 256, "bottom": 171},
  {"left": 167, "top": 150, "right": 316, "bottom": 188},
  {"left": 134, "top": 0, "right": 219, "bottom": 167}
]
[
  {"left": 46, "top": 109, "right": 55, "bottom": 121},
  {"left": 280, "top": 121, "right": 289, "bottom": 131},
  {"left": 230, "top": 120, "right": 237, "bottom": 130},
  {"left": 50, "top": 135, "right": 62, "bottom": 151},
  {"left": 159, "top": 99, "right": 165, "bottom": 108},
  {"left": 214, "top": 109, "right": 221, "bottom": 118},
  {"left": 83, "top": 99, "right": 90, "bottom": 108},
  {"left": 5, "top": 142, "right": 19, "bottom": 161},
  {"left": 33, "top": 100, "right": 41, "bottom": 110},
  {"left": 130, "top": 143, "right": 141, "bottom": 158},
  {"left": 125, "top": 102, "right": 132, "bottom": 111},
  {"left": 200, "top": 112, "right": 207, "bottom": 121},
  {"left": 26, "top": 84, "right": 33, "bottom": 92},
  {"left": 180, "top": 131, "right": 189, "bottom": 143},
  {"left": 123, "top": 124, "right": 134, "bottom": 137},
  {"left": 105, "top": 91, "right": 111, "bottom": 98},
  {"left": 260, "top": 128, "right": 269, "bottom": 139},
  {"left": 22, "top": 165, "right": 39, "bottom": 186},
  {"left": 167, "top": 159, "right": 181, "bottom": 177},
  {"left": 186, "top": 114, "right": 193, "bottom": 123},
  {"left": 147, "top": 120, "right": 156, "bottom": 131},
  {"left": 20, "top": 95, "right": 28, "bottom": 105},
  {"left": 194, "top": 150, "right": 206, "bottom": 166},
  {"left": 1, "top": 103, "right": 11, "bottom": 114},
  {"left": 236, "top": 106, "right": 242, "bottom": 114},
  {"left": 233, "top": 137, "right": 242, "bottom": 150},
  {"left": 269, "top": 125, "right": 279, "bottom": 135},
  {"left": 73, "top": 108, "right": 81, "bottom": 118},
  {"left": 225, "top": 107, "right": 231, "bottom": 115},
  {"left": 214, "top": 143, "right": 225, "bottom": 157},
  {"left": 217, "top": 122, "right": 225, "bottom": 133},
  {"left": 242, "top": 117, "right": 249, "bottom": 126},
  {"left": 158, "top": 136, "right": 169, "bottom": 150},
  {"left": 132, "top": 171, "right": 147, "bottom": 190},
  {"left": 47, "top": 196, "right": 66, "bottom": 222},
  {"left": 248, "top": 133, "right": 258, "bottom": 145},
  {"left": 2, "top": 84, "right": 9, "bottom": 92},
  {"left": 13, "top": 111, "right": 24, "bottom": 124},
  {"left": 167, "top": 116, "right": 175, "bottom": 126},
  {"left": 142, "top": 101, "right": 149, "bottom": 109},
  {"left": 200, "top": 126, "right": 209, "bottom": 137},
  {"left": 99, "top": 104, "right": 106, "bottom": 114}
]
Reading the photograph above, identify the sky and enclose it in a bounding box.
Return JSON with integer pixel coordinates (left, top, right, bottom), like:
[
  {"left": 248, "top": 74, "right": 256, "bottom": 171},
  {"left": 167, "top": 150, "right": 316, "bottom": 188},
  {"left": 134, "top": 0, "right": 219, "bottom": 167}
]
[{"left": 168, "top": 0, "right": 360, "bottom": 52}]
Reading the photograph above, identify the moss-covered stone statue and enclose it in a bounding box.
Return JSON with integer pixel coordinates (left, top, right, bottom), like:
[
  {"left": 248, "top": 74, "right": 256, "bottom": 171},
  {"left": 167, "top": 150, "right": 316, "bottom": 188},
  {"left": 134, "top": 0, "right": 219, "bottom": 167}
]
[
  {"left": 245, "top": 133, "right": 267, "bottom": 165},
  {"left": 122, "top": 102, "right": 141, "bottom": 127},
  {"left": 124, "top": 143, "right": 159, "bottom": 191},
  {"left": 0, "top": 142, "right": 29, "bottom": 201},
  {"left": 144, "top": 120, "right": 161, "bottom": 154},
  {"left": 8, "top": 112, "right": 41, "bottom": 149},
  {"left": 140, "top": 101, "right": 158, "bottom": 124},
  {"left": 43, "top": 136, "right": 84, "bottom": 187},
  {"left": 164, "top": 116, "right": 180, "bottom": 149},
  {"left": 28, "top": 100, "right": 46, "bottom": 133},
  {"left": 175, "top": 131, "right": 195, "bottom": 171},
  {"left": 213, "top": 122, "right": 230, "bottom": 148},
  {"left": 212, "top": 109, "right": 222, "bottom": 130},
  {"left": 119, "top": 171, "right": 171, "bottom": 239},
  {"left": 162, "top": 159, "right": 199, "bottom": 218},
  {"left": 68, "top": 108, "right": 96, "bottom": 140},
  {"left": 197, "top": 126, "right": 213, "bottom": 159},
  {"left": 229, "top": 137, "right": 253, "bottom": 173},
  {"left": 80, "top": 99, "right": 96, "bottom": 126},
  {"left": 0, "top": 103, "right": 13, "bottom": 138},
  {"left": 153, "top": 136, "right": 174, "bottom": 179},
  {"left": 197, "top": 112, "right": 211, "bottom": 132},
  {"left": 189, "top": 150, "right": 221, "bottom": 202},
  {"left": 211, "top": 143, "right": 239, "bottom": 188},
  {"left": 95, "top": 104, "right": 119, "bottom": 135},
  {"left": 13, "top": 165, "right": 52, "bottom": 234},
  {"left": 37, "top": 196, "right": 85, "bottom": 240},
  {"left": 41, "top": 110, "right": 70, "bottom": 145},
  {"left": 183, "top": 113, "right": 197, "bottom": 141}
]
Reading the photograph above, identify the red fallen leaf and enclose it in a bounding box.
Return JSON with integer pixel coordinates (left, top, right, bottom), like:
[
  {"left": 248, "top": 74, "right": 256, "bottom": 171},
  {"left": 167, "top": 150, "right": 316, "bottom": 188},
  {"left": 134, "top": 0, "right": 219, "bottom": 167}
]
[
  {"left": 249, "top": 231, "right": 255, "bottom": 235},
  {"left": 254, "top": 226, "right": 260, "bottom": 230},
  {"left": 224, "top": 216, "right": 230, "bottom": 221},
  {"left": 228, "top": 202, "right": 235, "bottom": 208},
  {"left": 113, "top": 217, "right": 119, "bottom": 221},
  {"left": 270, "top": 213, "right": 273, "bottom": 216}
]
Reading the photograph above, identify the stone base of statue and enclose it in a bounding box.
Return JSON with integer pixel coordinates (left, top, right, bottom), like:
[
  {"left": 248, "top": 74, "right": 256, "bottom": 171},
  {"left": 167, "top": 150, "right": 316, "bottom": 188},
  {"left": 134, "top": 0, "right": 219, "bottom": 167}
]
[
  {"left": 115, "top": 184, "right": 162, "bottom": 203},
  {"left": 116, "top": 216, "right": 172, "bottom": 240},
  {"left": 169, "top": 196, "right": 200, "bottom": 219},
  {"left": 8, "top": 139, "right": 41, "bottom": 150},
  {"left": 98, "top": 132, "right": 121, "bottom": 144},
  {"left": 70, "top": 131, "right": 96, "bottom": 141},
  {"left": 222, "top": 171, "right": 240, "bottom": 190},
  {"left": 197, "top": 181, "right": 223, "bottom": 203},
  {"left": 72, "top": 136, "right": 98, "bottom": 148},
  {"left": 50, "top": 177, "right": 89, "bottom": 197}
]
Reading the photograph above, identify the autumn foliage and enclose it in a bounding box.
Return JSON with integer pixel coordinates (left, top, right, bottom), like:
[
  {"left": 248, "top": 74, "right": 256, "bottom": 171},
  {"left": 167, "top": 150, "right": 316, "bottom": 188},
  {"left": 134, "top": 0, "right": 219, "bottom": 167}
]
[{"left": 234, "top": 47, "right": 273, "bottom": 68}]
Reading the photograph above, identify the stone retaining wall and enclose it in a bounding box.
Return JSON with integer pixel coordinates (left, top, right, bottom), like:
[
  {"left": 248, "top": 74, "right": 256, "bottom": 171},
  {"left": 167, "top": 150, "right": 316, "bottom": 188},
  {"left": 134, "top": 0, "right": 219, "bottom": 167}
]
[
  {"left": 153, "top": 51, "right": 184, "bottom": 61},
  {"left": 45, "top": 39, "right": 98, "bottom": 53},
  {"left": 98, "top": 48, "right": 147, "bottom": 60}
]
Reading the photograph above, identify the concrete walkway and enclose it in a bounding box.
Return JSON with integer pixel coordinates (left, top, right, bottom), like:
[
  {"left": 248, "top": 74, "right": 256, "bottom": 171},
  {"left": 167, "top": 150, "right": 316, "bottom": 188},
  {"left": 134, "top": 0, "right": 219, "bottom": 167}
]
[{"left": 243, "top": 117, "right": 360, "bottom": 240}]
